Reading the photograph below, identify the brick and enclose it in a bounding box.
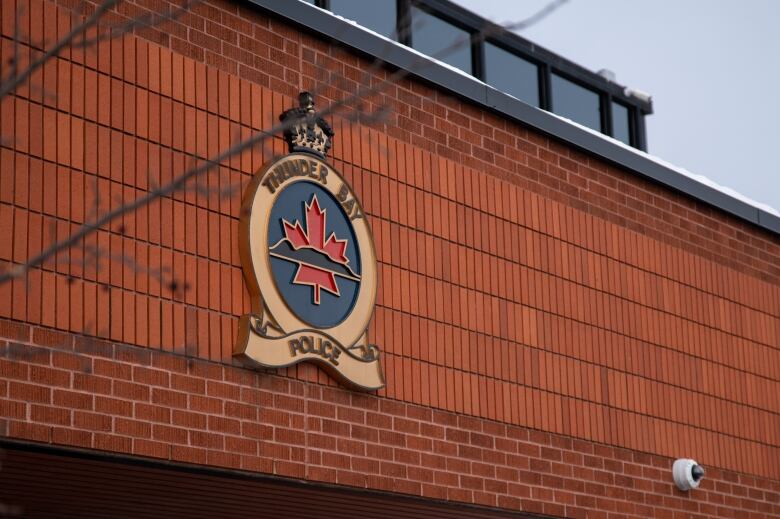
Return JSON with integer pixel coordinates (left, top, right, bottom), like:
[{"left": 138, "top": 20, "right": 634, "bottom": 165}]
[
  {"left": 114, "top": 344, "right": 151, "bottom": 365},
  {"left": 172, "top": 409, "right": 207, "bottom": 429},
  {"left": 152, "top": 424, "right": 188, "bottom": 444},
  {"left": 113, "top": 380, "right": 150, "bottom": 401},
  {"left": 133, "top": 439, "right": 170, "bottom": 459},
  {"left": 9, "top": 420, "right": 51, "bottom": 442},
  {"left": 380, "top": 399, "right": 406, "bottom": 417},
  {"left": 29, "top": 365, "right": 70, "bottom": 387},
  {"left": 208, "top": 415, "right": 241, "bottom": 435},
  {"left": 30, "top": 404, "right": 71, "bottom": 425},
  {"left": 3, "top": 342, "right": 50, "bottom": 365},
  {"left": 32, "top": 327, "right": 72, "bottom": 349},
  {"left": 188, "top": 359, "right": 222, "bottom": 380},
  {"left": 73, "top": 373, "right": 112, "bottom": 395},
  {"left": 273, "top": 394, "right": 304, "bottom": 413},
  {"left": 115, "top": 418, "right": 151, "bottom": 438},
  {"left": 133, "top": 366, "right": 169, "bottom": 387},
  {"left": 0, "top": 398, "right": 27, "bottom": 419},
  {"left": 0, "top": 320, "right": 30, "bottom": 342},
  {"left": 93, "top": 433, "right": 133, "bottom": 454},
  {"left": 53, "top": 389, "right": 93, "bottom": 410},
  {"left": 242, "top": 421, "right": 273, "bottom": 440},
  {"left": 190, "top": 430, "right": 224, "bottom": 450},
  {"left": 151, "top": 353, "right": 188, "bottom": 374},
  {"left": 9, "top": 382, "right": 51, "bottom": 403},
  {"left": 274, "top": 427, "right": 305, "bottom": 445},
  {"left": 93, "top": 396, "right": 132, "bottom": 417},
  {"left": 52, "top": 427, "right": 93, "bottom": 448},
  {"left": 225, "top": 401, "right": 257, "bottom": 420},
  {"left": 171, "top": 445, "right": 208, "bottom": 465},
  {"left": 52, "top": 350, "right": 92, "bottom": 372},
  {"left": 135, "top": 403, "right": 171, "bottom": 423},
  {"left": 73, "top": 336, "right": 113, "bottom": 357},
  {"left": 171, "top": 373, "right": 206, "bottom": 394},
  {"left": 241, "top": 387, "right": 273, "bottom": 406},
  {"left": 189, "top": 394, "right": 222, "bottom": 414},
  {"left": 73, "top": 411, "right": 112, "bottom": 431},
  {"left": 93, "top": 359, "right": 133, "bottom": 380},
  {"left": 225, "top": 435, "right": 257, "bottom": 455},
  {"left": 152, "top": 388, "right": 188, "bottom": 408}
]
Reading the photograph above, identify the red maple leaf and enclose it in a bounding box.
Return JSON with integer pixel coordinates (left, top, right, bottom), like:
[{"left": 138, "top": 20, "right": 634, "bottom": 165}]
[{"left": 281, "top": 195, "right": 350, "bottom": 305}]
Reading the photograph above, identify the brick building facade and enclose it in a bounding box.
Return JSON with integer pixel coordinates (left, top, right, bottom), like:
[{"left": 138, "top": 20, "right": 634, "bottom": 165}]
[{"left": 0, "top": 0, "right": 778, "bottom": 517}]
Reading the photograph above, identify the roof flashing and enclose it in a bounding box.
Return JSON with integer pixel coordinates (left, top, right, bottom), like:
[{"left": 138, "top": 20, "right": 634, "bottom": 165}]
[{"left": 249, "top": 0, "right": 780, "bottom": 236}]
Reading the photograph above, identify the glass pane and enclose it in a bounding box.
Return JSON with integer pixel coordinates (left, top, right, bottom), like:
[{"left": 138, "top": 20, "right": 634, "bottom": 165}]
[
  {"left": 551, "top": 73, "right": 601, "bottom": 131},
  {"left": 411, "top": 6, "right": 472, "bottom": 74},
  {"left": 611, "top": 101, "right": 631, "bottom": 145},
  {"left": 484, "top": 42, "right": 539, "bottom": 107},
  {"left": 330, "top": 0, "right": 397, "bottom": 39}
]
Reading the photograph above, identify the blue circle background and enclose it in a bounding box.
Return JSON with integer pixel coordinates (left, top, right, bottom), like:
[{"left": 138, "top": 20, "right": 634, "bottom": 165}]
[{"left": 268, "top": 181, "right": 361, "bottom": 328}]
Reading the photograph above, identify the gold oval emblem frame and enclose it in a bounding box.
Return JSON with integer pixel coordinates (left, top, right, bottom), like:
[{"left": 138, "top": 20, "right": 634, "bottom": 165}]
[{"left": 234, "top": 152, "right": 384, "bottom": 391}]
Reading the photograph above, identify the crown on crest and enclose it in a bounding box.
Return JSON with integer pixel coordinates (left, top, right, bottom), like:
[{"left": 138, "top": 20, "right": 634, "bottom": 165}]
[{"left": 280, "top": 92, "right": 335, "bottom": 158}]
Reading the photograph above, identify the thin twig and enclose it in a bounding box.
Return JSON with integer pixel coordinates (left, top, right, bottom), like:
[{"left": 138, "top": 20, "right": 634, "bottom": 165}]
[
  {"left": 0, "top": 0, "right": 568, "bottom": 284},
  {"left": 0, "top": 0, "right": 122, "bottom": 99}
]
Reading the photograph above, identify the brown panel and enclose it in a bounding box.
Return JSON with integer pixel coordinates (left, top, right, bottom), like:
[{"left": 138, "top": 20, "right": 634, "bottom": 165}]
[{"left": 0, "top": 442, "right": 546, "bottom": 519}]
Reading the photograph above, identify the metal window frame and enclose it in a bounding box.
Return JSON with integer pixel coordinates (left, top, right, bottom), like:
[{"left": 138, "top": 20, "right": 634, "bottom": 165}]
[
  {"left": 549, "top": 68, "right": 605, "bottom": 134},
  {"left": 247, "top": 0, "right": 780, "bottom": 234},
  {"left": 482, "top": 38, "right": 544, "bottom": 109},
  {"left": 407, "top": 1, "right": 479, "bottom": 75},
  {"left": 608, "top": 98, "right": 634, "bottom": 147},
  {"left": 324, "top": 0, "right": 651, "bottom": 151}
]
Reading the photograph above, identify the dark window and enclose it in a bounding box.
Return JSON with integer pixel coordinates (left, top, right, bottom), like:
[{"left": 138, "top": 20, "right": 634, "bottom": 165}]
[
  {"left": 484, "top": 42, "right": 539, "bottom": 107},
  {"left": 611, "top": 101, "right": 631, "bottom": 145},
  {"left": 551, "top": 73, "right": 601, "bottom": 131},
  {"left": 410, "top": 6, "right": 472, "bottom": 74},
  {"left": 329, "top": 0, "right": 397, "bottom": 40}
]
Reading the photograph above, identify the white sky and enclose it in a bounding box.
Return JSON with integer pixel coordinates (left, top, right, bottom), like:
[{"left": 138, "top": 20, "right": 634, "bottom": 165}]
[{"left": 454, "top": 0, "right": 780, "bottom": 213}]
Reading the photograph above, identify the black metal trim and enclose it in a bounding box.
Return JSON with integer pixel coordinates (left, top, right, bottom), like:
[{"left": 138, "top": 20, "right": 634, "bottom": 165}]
[
  {"left": 245, "top": 0, "right": 780, "bottom": 236},
  {"left": 608, "top": 98, "right": 634, "bottom": 148},
  {"left": 538, "top": 62, "right": 551, "bottom": 111},
  {"left": 635, "top": 109, "right": 648, "bottom": 151},
  {"left": 602, "top": 93, "right": 613, "bottom": 138},
  {"left": 397, "top": 0, "right": 411, "bottom": 46},
  {"left": 549, "top": 67, "right": 605, "bottom": 133},
  {"left": 415, "top": 0, "right": 652, "bottom": 114}
]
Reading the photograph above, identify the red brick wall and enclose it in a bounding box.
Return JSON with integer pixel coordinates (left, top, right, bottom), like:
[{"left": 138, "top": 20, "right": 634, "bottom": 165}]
[
  {"left": 0, "top": 0, "right": 779, "bottom": 516},
  {"left": 1, "top": 320, "right": 779, "bottom": 518}
]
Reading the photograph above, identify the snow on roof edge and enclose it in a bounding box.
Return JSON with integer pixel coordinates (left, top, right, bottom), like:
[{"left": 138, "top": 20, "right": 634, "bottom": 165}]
[
  {"left": 547, "top": 112, "right": 780, "bottom": 218},
  {"left": 303, "top": 1, "right": 780, "bottom": 219}
]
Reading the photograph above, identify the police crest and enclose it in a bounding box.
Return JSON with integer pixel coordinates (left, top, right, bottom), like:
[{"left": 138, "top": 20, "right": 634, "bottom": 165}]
[{"left": 234, "top": 92, "right": 384, "bottom": 390}]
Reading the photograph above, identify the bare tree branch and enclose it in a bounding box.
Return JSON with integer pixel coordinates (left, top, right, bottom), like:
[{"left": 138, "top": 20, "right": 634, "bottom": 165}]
[
  {"left": 0, "top": 0, "right": 122, "bottom": 99},
  {"left": 0, "top": 0, "right": 569, "bottom": 285}
]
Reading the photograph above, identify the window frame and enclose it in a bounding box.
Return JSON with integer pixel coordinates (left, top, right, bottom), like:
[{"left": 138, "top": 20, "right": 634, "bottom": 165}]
[
  {"left": 317, "top": 0, "right": 650, "bottom": 150},
  {"left": 407, "top": 1, "right": 478, "bottom": 76},
  {"left": 608, "top": 98, "right": 634, "bottom": 147},
  {"left": 482, "top": 39, "right": 543, "bottom": 108},
  {"left": 549, "top": 69, "right": 605, "bottom": 134}
]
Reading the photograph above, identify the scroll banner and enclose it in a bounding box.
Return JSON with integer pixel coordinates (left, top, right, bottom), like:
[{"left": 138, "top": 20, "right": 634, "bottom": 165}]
[{"left": 235, "top": 312, "right": 385, "bottom": 391}]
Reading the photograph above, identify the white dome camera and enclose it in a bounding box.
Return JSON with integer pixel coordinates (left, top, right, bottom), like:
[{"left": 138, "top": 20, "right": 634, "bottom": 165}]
[{"left": 673, "top": 458, "right": 705, "bottom": 491}]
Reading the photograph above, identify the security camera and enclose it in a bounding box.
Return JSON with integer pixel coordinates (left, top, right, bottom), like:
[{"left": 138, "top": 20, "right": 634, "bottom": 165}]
[{"left": 672, "top": 459, "right": 705, "bottom": 491}]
